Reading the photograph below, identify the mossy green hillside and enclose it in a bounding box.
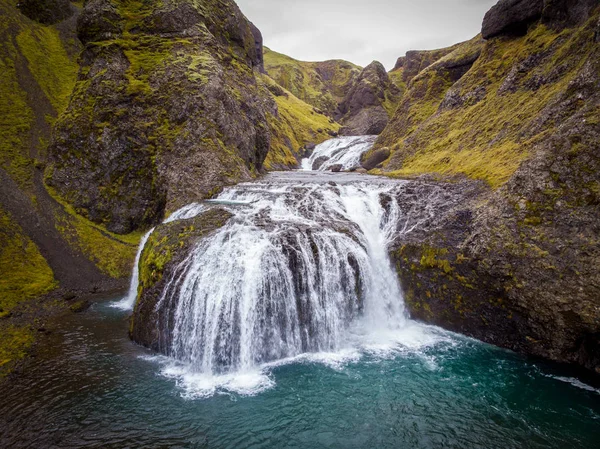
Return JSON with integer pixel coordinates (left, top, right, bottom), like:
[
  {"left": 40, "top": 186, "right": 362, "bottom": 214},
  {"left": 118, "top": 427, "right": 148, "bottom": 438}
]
[
  {"left": 264, "top": 47, "right": 361, "bottom": 116},
  {"left": 0, "top": 206, "right": 56, "bottom": 318},
  {"left": 376, "top": 20, "right": 597, "bottom": 188},
  {"left": 262, "top": 75, "right": 340, "bottom": 170},
  {"left": 0, "top": 0, "right": 79, "bottom": 190},
  {"left": 0, "top": 325, "right": 34, "bottom": 379}
]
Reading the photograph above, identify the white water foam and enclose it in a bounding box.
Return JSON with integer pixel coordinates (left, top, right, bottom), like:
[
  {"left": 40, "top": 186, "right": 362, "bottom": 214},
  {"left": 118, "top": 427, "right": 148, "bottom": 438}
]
[
  {"left": 301, "top": 135, "right": 377, "bottom": 171},
  {"left": 111, "top": 229, "right": 154, "bottom": 311},
  {"left": 111, "top": 203, "right": 208, "bottom": 311}
]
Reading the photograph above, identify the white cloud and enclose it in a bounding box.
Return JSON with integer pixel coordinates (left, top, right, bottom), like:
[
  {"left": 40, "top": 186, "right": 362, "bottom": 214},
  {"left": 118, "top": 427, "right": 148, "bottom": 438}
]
[{"left": 236, "top": 0, "right": 497, "bottom": 69}]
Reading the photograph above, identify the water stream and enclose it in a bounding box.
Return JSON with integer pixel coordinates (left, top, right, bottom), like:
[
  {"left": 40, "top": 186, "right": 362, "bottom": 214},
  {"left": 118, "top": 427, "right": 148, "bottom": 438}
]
[{"left": 1, "top": 140, "right": 598, "bottom": 448}]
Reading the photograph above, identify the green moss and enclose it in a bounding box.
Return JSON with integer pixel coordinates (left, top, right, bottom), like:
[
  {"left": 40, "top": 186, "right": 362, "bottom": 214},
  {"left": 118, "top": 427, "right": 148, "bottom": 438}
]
[
  {"left": 378, "top": 20, "right": 597, "bottom": 188},
  {"left": 419, "top": 246, "right": 453, "bottom": 274},
  {"left": 0, "top": 206, "right": 57, "bottom": 318},
  {"left": 46, "top": 185, "right": 141, "bottom": 279},
  {"left": 0, "top": 0, "right": 79, "bottom": 190},
  {"left": 0, "top": 325, "right": 34, "bottom": 378},
  {"left": 261, "top": 74, "right": 340, "bottom": 169},
  {"left": 15, "top": 26, "right": 78, "bottom": 112}
]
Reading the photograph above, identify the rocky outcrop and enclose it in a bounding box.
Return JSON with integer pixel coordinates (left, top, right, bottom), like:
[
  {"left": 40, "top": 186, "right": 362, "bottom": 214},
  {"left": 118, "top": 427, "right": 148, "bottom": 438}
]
[
  {"left": 361, "top": 147, "right": 390, "bottom": 170},
  {"left": 395, "top": 46, "right": 460, "bottom": 85},
  {"left": 381, "top": 0, "right": 600, "bottom": 376},
  {"left": 482, "top": 0, "right": 544, "bottom": 39},
  {"left": 17, "top": 0, "right": 74, "bottom": 25},
  {"left": 47, "top": 0, "right": 273, "bottom": 234},
  {"left": 263, "top": 47, "right": 361, "bottom": 117},
  {"left": 482, "top": 0, "right": 599, "bottom": 39},
  {"left": 131, "top": 208, "right": 233, "bottom": 350},
  {"left": 336, "top": 61, "right": 401, "bottom": 135}
]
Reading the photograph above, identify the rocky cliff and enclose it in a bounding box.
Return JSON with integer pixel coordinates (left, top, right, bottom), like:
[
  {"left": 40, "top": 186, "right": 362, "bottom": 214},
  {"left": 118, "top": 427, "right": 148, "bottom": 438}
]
[
  {"left": 264, "top": 48, "right": 401, "bottom": 136},
  {"left": 335, "top": 61, "right": 401, "bottom": 135},
  {"left": 263, "top": 47, "right": 361, "bottom": 117},
  {"left": 378, "top": 0, "right": 600, "bottom": 375}
]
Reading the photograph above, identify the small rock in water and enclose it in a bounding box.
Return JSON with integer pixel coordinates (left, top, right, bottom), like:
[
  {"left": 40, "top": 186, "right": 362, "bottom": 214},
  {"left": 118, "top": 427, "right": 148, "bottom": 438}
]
[{"left": 330, "top": 164, "right": 343, "bottom": 172}]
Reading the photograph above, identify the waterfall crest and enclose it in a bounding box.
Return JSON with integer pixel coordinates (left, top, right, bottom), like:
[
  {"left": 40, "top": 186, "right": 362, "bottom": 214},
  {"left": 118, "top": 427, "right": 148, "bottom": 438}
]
[
  {"left": 302, "top": 135, "right": 377, "bottom": 171},
  {"left": 149, "top": 174, "right": 411, "bottom": 375}
]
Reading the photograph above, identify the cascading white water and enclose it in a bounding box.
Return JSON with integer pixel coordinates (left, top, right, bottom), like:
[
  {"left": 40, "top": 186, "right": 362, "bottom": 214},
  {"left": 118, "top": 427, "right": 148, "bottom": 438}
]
[
  {"left": 302, "top": 135, "right": 377, "bottom": 171},
  {"left": 150, "top": 173, "right": 412, "bottom": 376},
  {"left": 112, "top": 229, "right": 154, "bottom": 311}
]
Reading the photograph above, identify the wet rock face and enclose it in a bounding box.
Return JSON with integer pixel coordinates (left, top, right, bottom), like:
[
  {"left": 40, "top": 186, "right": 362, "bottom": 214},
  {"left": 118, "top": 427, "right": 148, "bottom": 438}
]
[
  {"left": 47, "top": 0, "right": 273, "bottom": 234},
  {"left": 336, "top": 61, "right": 400, "bottom": 136},
  {"left": 361, "top": 148, "right": 390, "bottom": 170},
  {"left": 17, "top": 0, "right": 73, "bottom": 24},
  {"left": 393, "top": 51, "right": 600, "bottom": 375},
  {"left": 131, "top": 209, "right": 233, "bottom": 350}
]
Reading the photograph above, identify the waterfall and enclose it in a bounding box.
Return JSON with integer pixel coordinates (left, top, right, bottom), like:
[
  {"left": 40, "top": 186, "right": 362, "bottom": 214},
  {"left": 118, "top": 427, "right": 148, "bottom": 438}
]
[
  {"left": 112, "top": 229, "right": 154, "bottom": 311},
  {"left": 301, "top": 135, "right": 378, "bottom": 171},
  {"left": 112, "top": 204, "right": 206, "bottom": 311},
  {"left": 150, "top": 174, "right": 411, "bottom": 375}
]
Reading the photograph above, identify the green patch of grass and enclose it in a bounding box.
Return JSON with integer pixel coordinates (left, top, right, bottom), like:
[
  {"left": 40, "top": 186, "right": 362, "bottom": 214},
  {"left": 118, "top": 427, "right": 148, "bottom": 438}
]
[
  {"left": 0, "top": 207, "right": 57, "bottom": 318},
  {"left": 377, "top": 20, "right": 596, "bottom": 188},
  {"left": 264, "top": 47, "right": 361, "bottom": 115},
  {"left": 46, "top": 185, "right": 141, "bottom": 279},
  {"left": 0, "top": 325, "right": 34, "bottom": 378},
  {"left": 261, "top": 74, "right": 340, "bottom": 169},
  {"left": 15, "top": 26, "right": 78, "bottom": 112}
]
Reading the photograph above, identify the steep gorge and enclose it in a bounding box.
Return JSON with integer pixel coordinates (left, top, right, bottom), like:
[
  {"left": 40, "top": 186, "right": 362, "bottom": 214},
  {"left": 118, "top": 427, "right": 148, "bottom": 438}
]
[{"left": 0, "top": 0, "right": 599, "bottom": 381}]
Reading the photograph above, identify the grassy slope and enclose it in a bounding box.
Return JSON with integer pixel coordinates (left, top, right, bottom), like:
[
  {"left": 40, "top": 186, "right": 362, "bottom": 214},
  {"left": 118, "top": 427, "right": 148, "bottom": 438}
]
[
  {"left": 375, "top": 20, "right": 597, "bottom": 188},
  {"left": 0, "top": 0, "right": 139, "bottom": 377},
  {"left": 264, "top": 47, "right": 361, "bottom": 116},
  {"left": 262, "top": 75, "right": 340, "bottom": 169}
]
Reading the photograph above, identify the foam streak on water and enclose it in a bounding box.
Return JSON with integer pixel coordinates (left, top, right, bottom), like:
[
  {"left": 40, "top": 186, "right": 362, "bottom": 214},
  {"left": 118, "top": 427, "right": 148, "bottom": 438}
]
[{"left": 301, "top": 135, "right": 377, "bottom": 171}]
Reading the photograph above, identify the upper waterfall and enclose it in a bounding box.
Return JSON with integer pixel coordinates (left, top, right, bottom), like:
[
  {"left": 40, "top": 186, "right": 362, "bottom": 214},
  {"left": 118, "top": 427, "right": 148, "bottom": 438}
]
[{"left": 302, "top": 136, "right": 377, "bottom": 171}]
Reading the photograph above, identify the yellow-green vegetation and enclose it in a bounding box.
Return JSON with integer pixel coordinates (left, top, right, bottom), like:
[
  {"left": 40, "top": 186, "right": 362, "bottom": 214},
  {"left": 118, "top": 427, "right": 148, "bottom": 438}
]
[
  {"left": 262, "top": 75, "right": 340, "bottom": 169},
  {"left": 377, "top": 20, "right": 596, "bottom": 188},
  {"left": 47, "top": 185, "right": 141, "bottom": 278},
  {"left": 0, "top": 207, "right": 56, "bottom": 318},
  {"left": 0, "top": 325, "right": 34, "bottom": 378},
  {"left": 264, "top": 47, "right": 361, "bottom": 115},
  {"left": 138, "top": 209, "right": 233, "bottom": 294},
  {"left": 0, "top": 0, "right": 79, "bottom": 190},
  {"left": 15, "top": 26, "right": 78, "bottom": 112}
]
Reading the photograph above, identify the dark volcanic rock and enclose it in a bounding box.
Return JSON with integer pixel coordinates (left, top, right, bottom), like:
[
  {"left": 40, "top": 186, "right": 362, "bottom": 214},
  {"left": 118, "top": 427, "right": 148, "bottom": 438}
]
[
  {"left": 482, "top": 0, "right": 599, "bottom": 39},
  {"left": 392, "top": 53, "right": 600, "bottom": 376},
  {"left": 361, "top": 148, "right": 390, "bottom": 170},
  {"left": 47, "top": 0, "right": 274, "bottom": 234},
  {"left": 482, "top": 0, "right": 544, "bottom": 39},
  {"left": 17, "top": 0, "right": 73, "bottom": 24},
  {"left": 336, "top": 61, "right": 400, "bottom": 136},
  {"left": 131, "top": 208, "right": 233, "bottom": 350},
  {"left": 542, "top": 0, "right": 600, "bottom": 28}
]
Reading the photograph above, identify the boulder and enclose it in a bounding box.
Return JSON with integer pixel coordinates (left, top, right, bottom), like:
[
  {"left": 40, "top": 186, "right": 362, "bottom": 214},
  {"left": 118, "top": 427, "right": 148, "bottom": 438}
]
[
  {"left": 312, "top": 156, "right": 329, "bottom": 171},
  {"left": 482, "top": 0, "right": 544, "bottom": 39},
  {"left": 330, "top": 164, "right": 343, "bottom": 172},
  {"left": 361, "top": 148, "right": 390, "bottom": 171}
]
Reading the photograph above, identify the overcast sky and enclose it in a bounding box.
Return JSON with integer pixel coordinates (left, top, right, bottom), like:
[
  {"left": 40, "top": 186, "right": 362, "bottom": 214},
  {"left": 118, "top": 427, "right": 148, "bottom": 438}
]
[{"left": 236, "top": 0, "right": 498, "bottom": 70}]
